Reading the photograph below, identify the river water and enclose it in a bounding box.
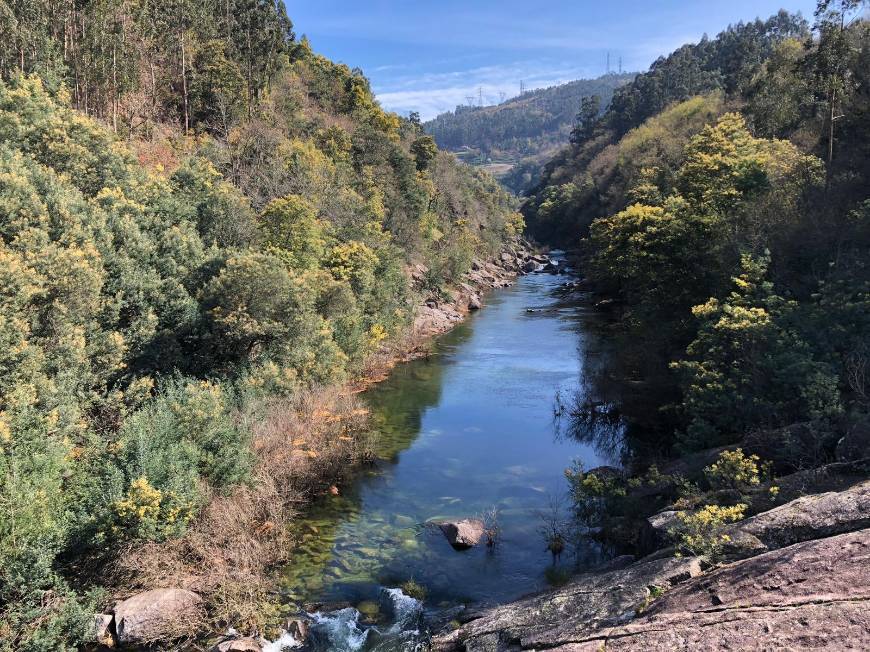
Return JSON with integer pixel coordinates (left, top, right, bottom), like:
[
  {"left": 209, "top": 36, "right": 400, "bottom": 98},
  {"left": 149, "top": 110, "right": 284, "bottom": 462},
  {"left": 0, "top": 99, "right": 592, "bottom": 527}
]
[{"left": 278, "top": 269, "right": 622, "bottom": 649}]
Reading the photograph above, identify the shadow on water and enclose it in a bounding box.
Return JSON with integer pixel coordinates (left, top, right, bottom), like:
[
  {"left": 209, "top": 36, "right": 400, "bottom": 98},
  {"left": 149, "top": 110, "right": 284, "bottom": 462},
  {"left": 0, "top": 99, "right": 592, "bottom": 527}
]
[{"left": 279, "top": 271, "right": 629, "bottom": 636}]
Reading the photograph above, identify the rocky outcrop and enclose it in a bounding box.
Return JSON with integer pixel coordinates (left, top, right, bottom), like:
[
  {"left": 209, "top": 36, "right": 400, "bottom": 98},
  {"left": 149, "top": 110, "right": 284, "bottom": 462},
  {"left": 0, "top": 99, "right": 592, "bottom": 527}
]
[
  {"left": 439, "top": 519, "right": 486, "bottom": 549},
  {"left": 411, "top": 251, "right": 530, "bottom": 339},
  {"left": 641, "top": 509, "right": 681, "bottom": 551},
  {"left": 725, "top": 479, "right": 870, "bottom": 555},
  {"left": 556, "top": 529, "right": 870, "bottom": 651},
  {"left": 113, "top": 588, "right": 203, "bottom": 645},
  {"left": 441, "top": 530, "right": 870, "bottom": 651},
  {"left": 836, "top": 421, "right": 870, "bottom": 463},
  {"left": 437, "top": 482, "right": 870, "bottom": 651},
  {"left": 433, "top": 557, "right": 702, "bottom": 650}
]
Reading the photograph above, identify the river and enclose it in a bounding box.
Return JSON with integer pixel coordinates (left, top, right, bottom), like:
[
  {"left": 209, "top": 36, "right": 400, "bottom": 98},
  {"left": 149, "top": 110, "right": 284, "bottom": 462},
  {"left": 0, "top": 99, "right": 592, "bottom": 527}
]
[{"left": 276, "top": 268, "right": 623, "bottom": 650}]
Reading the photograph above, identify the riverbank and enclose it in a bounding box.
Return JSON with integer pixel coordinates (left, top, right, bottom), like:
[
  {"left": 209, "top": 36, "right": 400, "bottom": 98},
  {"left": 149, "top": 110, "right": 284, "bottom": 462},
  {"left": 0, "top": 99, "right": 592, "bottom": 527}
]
[
  {"left": 433, "top": 456, "right": 870, "bottom": 650},
  {"left": 86, "top": 242, "right": 553, "bottom": 649}
]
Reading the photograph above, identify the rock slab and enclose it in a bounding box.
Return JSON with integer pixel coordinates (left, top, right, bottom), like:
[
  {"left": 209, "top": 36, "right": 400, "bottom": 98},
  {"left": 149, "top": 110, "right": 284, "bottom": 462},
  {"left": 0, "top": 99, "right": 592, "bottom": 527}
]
[
  {"left": 578, "top": 528, "right": 870, "bottom": 650},
  {"left": 434, "top": 556, "right": 702, "bottom": 650},
  {"left": 729, "top": 478, "right": 870, "bottom": 553}
]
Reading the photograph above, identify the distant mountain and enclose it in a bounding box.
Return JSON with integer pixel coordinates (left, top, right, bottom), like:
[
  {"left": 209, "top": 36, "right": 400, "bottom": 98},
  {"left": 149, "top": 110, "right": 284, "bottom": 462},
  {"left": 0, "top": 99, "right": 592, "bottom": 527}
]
[{"left": 424, "top": 73, "right": 635, "bottom": 193}]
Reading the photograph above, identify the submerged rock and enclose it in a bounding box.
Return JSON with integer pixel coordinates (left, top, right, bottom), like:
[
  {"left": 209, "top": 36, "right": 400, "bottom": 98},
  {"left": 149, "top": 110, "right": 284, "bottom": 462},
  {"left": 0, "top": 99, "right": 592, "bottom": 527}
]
[
  {"left": 438, "top": 519, "right": 486, "bottom": 549},
  {"left": 113, "top": 588, "right": 203, "bottom": 645}
]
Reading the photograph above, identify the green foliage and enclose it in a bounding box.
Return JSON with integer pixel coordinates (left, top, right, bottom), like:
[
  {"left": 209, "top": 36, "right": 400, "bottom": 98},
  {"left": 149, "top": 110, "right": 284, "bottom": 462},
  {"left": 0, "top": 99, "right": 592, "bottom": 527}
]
[
  {"left": 201, "top": 252, "right": 347, "bottom": 383},
  {"left": 703, "top": 449, "right": 764, "bottom": 493},
  {"left": 0, "top": 4, "right": 582, "bottom": 647},
  {"left": 261, "top": 195, "right": 330, "bottom": 270},
  {"left": 570, "top": 95, "right": 601, "bottom": 144},
  {"left": 565, "top": 461, "right": 670, "bottom": 525},
  {"left": 411, "top": 135, "right": 438, "bottom": 171},
  {"left": 171, "top": 156, "right": 258, "bottom": 247},
  {"left": 668, "top": 503, "right": 747, "bottom": 560},
  {"left": 674, "top": 255, "right": 842, "bottom": 449},
  {"left": 0, "top": 0, "right": 294, "bottom": 136}
]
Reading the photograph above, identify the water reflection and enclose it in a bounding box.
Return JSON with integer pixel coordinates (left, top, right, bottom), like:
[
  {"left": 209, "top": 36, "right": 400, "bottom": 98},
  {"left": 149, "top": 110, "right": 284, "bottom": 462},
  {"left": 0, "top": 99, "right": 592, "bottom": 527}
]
[{"left": 281, "top": 273, "right": 621, "bottom": 614}]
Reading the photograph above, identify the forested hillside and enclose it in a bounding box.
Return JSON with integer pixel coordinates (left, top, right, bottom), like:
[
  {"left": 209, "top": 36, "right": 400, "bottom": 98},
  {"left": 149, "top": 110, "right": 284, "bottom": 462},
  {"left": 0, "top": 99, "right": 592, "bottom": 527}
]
[
  {"left": 424, "top": 74, "right": 634, "bottom": 193},
  {"left": 0, "top": 2, "right": 521, "bottom": 648},
  {"left": 523, "top": 4, "right": 870, "bottom": 459}
]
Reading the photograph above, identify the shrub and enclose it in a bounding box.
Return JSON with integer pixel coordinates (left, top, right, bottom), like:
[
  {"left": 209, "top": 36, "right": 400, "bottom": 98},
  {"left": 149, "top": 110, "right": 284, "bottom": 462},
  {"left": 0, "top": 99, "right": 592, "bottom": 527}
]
[
  {"left": 704, "top": 448, "right": 766, "bottom": 493},
  {"left": 669, "top": 503, "right": 747, "bottom": 560},
  {"left": 109, "top": 379, "right": 251, "bottom": 541},
  {"left": 111, "top": 475, "right": 195, "bottom": 542}
]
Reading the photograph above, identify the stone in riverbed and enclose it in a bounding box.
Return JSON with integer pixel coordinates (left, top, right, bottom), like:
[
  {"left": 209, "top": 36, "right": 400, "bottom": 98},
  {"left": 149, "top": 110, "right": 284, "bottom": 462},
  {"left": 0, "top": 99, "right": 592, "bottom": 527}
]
[
  {"left": 113, "top": 588, "right": 203, "bottom": 645},
  {"left": 212, "top": 636, "right": 262, "bottom": 652},
  {"left": 91, "top": 613, "right": 115, "bottom": 647},
  {"left": 439, "top": 519, "right": 486, "bottom": 549},
  {"left": 284, "top": 617, "right": 310, "bottom": 644}
]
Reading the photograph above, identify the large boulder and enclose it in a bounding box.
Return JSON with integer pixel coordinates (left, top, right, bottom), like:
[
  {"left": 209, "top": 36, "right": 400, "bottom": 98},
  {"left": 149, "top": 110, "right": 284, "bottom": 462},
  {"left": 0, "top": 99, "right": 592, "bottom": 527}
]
[
  {"left": 438, "top": 519, "right": 486, "bottom": 549},
  {"left": 113, "top": 588, "right": 203, "bottom": 645}
]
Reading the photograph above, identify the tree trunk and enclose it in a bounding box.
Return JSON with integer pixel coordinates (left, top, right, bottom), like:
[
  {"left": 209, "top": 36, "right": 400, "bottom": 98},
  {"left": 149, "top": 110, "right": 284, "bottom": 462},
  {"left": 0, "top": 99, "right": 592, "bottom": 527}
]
[{"left": 181, "top": 29, "right": 189, "bottom": 134}]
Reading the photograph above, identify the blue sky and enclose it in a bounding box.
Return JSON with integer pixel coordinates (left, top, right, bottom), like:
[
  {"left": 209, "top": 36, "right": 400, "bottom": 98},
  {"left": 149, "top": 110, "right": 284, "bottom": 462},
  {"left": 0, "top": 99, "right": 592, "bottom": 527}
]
[{"left": 284, "top": 1, "right": 818, "bottom": 120}]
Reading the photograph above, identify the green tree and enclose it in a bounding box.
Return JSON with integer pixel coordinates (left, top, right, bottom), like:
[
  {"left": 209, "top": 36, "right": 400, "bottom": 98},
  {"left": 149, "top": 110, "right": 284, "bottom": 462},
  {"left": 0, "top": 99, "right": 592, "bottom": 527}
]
[
  {"left": 570, "top": 94, "right": 601, "bottom": 144},
  {"left": 260, "top": 195, "right": 330, "bottom": 270},
  {"left": 410, "top": 135, "right": 437, "bottom": 171},
  {"left": 674, "top": 254, "right": 841, "bottom": 450}
]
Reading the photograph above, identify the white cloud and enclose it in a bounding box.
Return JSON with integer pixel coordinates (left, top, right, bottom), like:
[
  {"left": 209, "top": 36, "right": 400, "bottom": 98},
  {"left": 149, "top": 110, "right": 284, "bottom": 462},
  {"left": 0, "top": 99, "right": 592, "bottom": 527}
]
[{"left": 373, "top": 60, "right": 601, "bottom": 120}]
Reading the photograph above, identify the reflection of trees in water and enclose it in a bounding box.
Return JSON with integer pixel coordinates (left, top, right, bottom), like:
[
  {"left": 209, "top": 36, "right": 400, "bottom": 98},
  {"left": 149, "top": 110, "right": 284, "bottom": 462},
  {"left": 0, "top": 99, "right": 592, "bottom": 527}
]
[
  {"left": 365, "top": 320, "right": 474, "bottom": 462},
  {"left": 550, "top": 300, "right": 630, "bottom": 463},
  {"left": 553, "top": 385, "right": 626, "bottom": 463},
  {"left": 554, "top": 296, "right": 685, "bottom": 462}
]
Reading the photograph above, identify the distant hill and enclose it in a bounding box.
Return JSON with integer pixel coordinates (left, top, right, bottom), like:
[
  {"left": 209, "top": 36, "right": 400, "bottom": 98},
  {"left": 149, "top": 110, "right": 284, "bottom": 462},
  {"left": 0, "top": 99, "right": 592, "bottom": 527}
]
[{"left": 424, "top": 73, "right": 635, "bottom": 193}]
